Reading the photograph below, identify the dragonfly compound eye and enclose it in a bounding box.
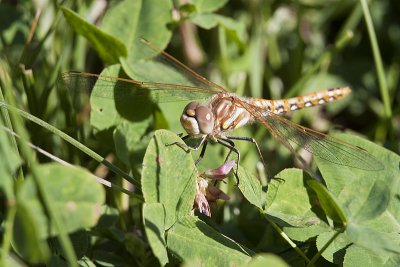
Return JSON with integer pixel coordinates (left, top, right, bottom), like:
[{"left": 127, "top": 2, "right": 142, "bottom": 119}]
[
  {"left": 195, "top": 105, "right": 214, "bottom": 134},
  {"left": 180, "top": 102, "right": 214, "bottom": 136},
  {"left": 183, "top": 102, "right": 199, "bottom": 117},
  {"left": 181, "top": 102, "right": 201, "bottom": 135}
]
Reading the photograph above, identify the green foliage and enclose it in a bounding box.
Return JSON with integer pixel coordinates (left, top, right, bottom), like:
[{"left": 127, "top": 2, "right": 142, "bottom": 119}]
[{"left": 1, "top": 0, "right": 399, "bottom": 266}]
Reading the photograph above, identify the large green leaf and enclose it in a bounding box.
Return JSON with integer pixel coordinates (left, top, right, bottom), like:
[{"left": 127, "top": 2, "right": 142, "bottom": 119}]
[
  {"left": 114, "top": 120, "right": 153, "bottom": 168},
  {"left": 61, "top": 7, "right": 127, "bottom": 64},
  {"left": 143, "top": 203, "right": 169, "bottom": 266},
  {"left": 103, "top": 0, "right": 172, "bottom": 60},
  {"left": 101, "top": 0, "right": 173, "bottom": 74},
  {"left": 192, "top": 0, "right": 229, "bottom": 13},
  {"left": 237, "top": 166, "right": 263, "bottom": 209},
  {"left": 12, "top": 164, "right": 104, "bottom": 263},
  {"left": 16, "top": 163, "right": 105, "bottom": 238},
  {"left": 89, "top": 65, "right": 156, "bottom": 130},
  {"left": 142, "top": 130, "right": 197, "bottom": 229},
  {"left": 265, "top": 168, "right": 321, "bottom": 227},
  {"left": 344, "top": 242, "right": 400, "bottom": 267},
  {"left": 166, "top": 216, "right": 252, "bottom": 266},
  {"left": 316, "top": 231, "right": 350, "bottom": 264},
  {"left": 345, "top": 223, "right": 400, "bottom": 254}
]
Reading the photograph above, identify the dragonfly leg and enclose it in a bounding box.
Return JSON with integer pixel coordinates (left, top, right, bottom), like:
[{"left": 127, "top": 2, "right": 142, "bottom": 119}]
[
  {"left": 195, "top": 141, "right": 208, "bottom": 165},
  {"left": 179, "top": 134, "right": 190, "bottom": 140},
  {"left": 216, "top": 139, "right": 240, "bottom": 185},
  {"left": 166, "top": 135, "right": 207, "bottom": 153},
  {"left": 225, "top": 136, "right": 267, "bottom": 171}
]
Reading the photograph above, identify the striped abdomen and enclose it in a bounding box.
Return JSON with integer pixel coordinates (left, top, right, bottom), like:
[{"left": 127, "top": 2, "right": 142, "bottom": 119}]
[{"left": 250, "top": 87, "right": 351, "bottom": 115}]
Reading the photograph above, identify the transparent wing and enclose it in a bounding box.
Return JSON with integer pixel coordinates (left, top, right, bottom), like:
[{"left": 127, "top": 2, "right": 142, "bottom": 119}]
[
  {"left": 59, "top": 39, "right": 228, "bottom": 104},
  {"left": 59, "top": 71, "right": 218, "bottom": 103},
  {"left": 240, "top": 100, "right": 383, "bottom": 171}
]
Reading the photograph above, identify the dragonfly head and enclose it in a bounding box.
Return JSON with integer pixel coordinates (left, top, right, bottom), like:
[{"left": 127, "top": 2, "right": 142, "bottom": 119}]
[{"left": 180, "top": 102, "right": 215, "bottom": 136}]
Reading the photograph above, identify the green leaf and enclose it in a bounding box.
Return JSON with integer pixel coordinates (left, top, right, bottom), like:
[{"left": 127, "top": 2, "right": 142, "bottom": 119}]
[
  {"left": 351, "top": 180, "right": 390, "bottom": 222},
  {"left": 114, "top": 120, "right": 153, "bottom": 167},
  {"left": 307, "top": 179, "right": 347, "bottom": 225},
  {"left": 237, "top": 166, "right": 262, "bottom": 209},
  {"left": 316, "top": 231, "right": 350, "bottom": 264},
  {"left": 142, "top": 130, "right": 197, "bottom": 229},
  {"left": 192, "top": 0, "right": 229, "bottom": 13},
  {"left": 283, "top": 222, "right": 330, "bottom": 242},
  {"left": 190, "top": 13, "right": 238, "bottom": 30},
  {"left": 167, "top": 216, "right": 252, "bottom": 266},
  {"left": 61, "top": 7, "right": 127, "bottom": 64},
  {"left": 189, "top": 13, "right": 245, "bottom": 45},
  {"left": 265, "top": 168, "right": 321, "bottom": 227},
  {"left": 17, "top": 163, "right": 105, "bottom": 238},
  {"left": 247, "top": 253, "right": 289, "bottom": 267},
  {"left": 101, "top": 0, "right": 172, "bottom": 64},
  {"left": 344, "top": 243, "right": 400, "bottom": 267},
  {"left": 89, "top": 65, "right": 122, "bottom": 131},
  {"left": 89, "top": 65, "right": 155, "bottom": 132},
  {"left": 143, "top": 203, "right": 169, "bottom": 266},
  {"left": 346, "top": 223, "right": 400, "bottom": 254}
]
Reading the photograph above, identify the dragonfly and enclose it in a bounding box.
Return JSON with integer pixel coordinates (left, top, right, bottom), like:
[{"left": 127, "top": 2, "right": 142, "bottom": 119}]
[{"left": 60, "top": 39, "right": 382, "bottom": 174}]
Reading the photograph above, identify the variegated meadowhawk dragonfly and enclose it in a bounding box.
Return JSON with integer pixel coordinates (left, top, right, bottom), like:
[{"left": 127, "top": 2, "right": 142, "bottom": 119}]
[{"left": 60, "top": 39, "right": 382, "bottom": 174}]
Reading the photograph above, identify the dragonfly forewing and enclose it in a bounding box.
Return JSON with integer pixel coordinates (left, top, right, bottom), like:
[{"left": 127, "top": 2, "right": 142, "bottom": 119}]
[{"left": 59, "top": 71, "right": 217, "bottom": 104}]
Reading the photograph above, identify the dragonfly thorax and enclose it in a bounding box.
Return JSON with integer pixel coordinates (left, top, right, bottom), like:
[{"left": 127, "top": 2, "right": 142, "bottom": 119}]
[{"left": 180, "top": 102, "right": 215, "bottom": 136}]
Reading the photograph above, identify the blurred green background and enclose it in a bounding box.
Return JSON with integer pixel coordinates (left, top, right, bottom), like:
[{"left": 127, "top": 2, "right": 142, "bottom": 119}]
[{"left": 0, "top": 0, "right": 399, "bottom": 266}]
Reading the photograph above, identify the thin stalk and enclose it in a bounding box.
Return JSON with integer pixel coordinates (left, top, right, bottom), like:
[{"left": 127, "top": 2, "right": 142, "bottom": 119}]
[
  {"left": 263, "top": 214, "right": 310, "bottom": 263},
  {"left": 307, "top": 229, "right": 344, "bottom": 267},
  {"left": 360, "top": 0, "right": 392, "bottom": 119}
]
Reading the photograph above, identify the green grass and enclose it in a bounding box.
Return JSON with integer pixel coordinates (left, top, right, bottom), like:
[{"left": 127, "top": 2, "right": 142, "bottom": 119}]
[{"left": 0, "top": 1, "right": 399, "bottom": 266}]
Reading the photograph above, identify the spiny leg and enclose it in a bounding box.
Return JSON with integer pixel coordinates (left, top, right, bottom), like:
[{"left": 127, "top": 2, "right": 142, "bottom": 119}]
[
  {"left": 225, "top": 135, "right": 269, "bottom": 176},
  {"left": 195, "top": 141, "right": 208, "bottom": 165},
  {"left": 219, "top": 138, "right": 236, "bottom": 163},
  {"left": 227, "top": 136, "right": 290, "bottom": 183},
  {"left": 167, "top": 135, "right": 209, "bottom": 165}
]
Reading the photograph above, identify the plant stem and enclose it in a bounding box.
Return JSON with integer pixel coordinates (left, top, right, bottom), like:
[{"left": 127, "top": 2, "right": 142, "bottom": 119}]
[
  {"left": 360, "top": 0, "right": 392, "bottom": 119},
  {"left": 307, "top": 229, "right": 344, "bottom": 267},
  {"left": 263, "top": 214, "right": 310, "bottom": 263}
]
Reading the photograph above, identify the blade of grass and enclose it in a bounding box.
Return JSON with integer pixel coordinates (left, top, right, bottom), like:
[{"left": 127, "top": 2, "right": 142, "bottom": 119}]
[
  {"left": 0, "top": 101, "right": 142, "bottom": 192},
  {"left": 360, "top": 0, "right": 392, "bottom": 119}
]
